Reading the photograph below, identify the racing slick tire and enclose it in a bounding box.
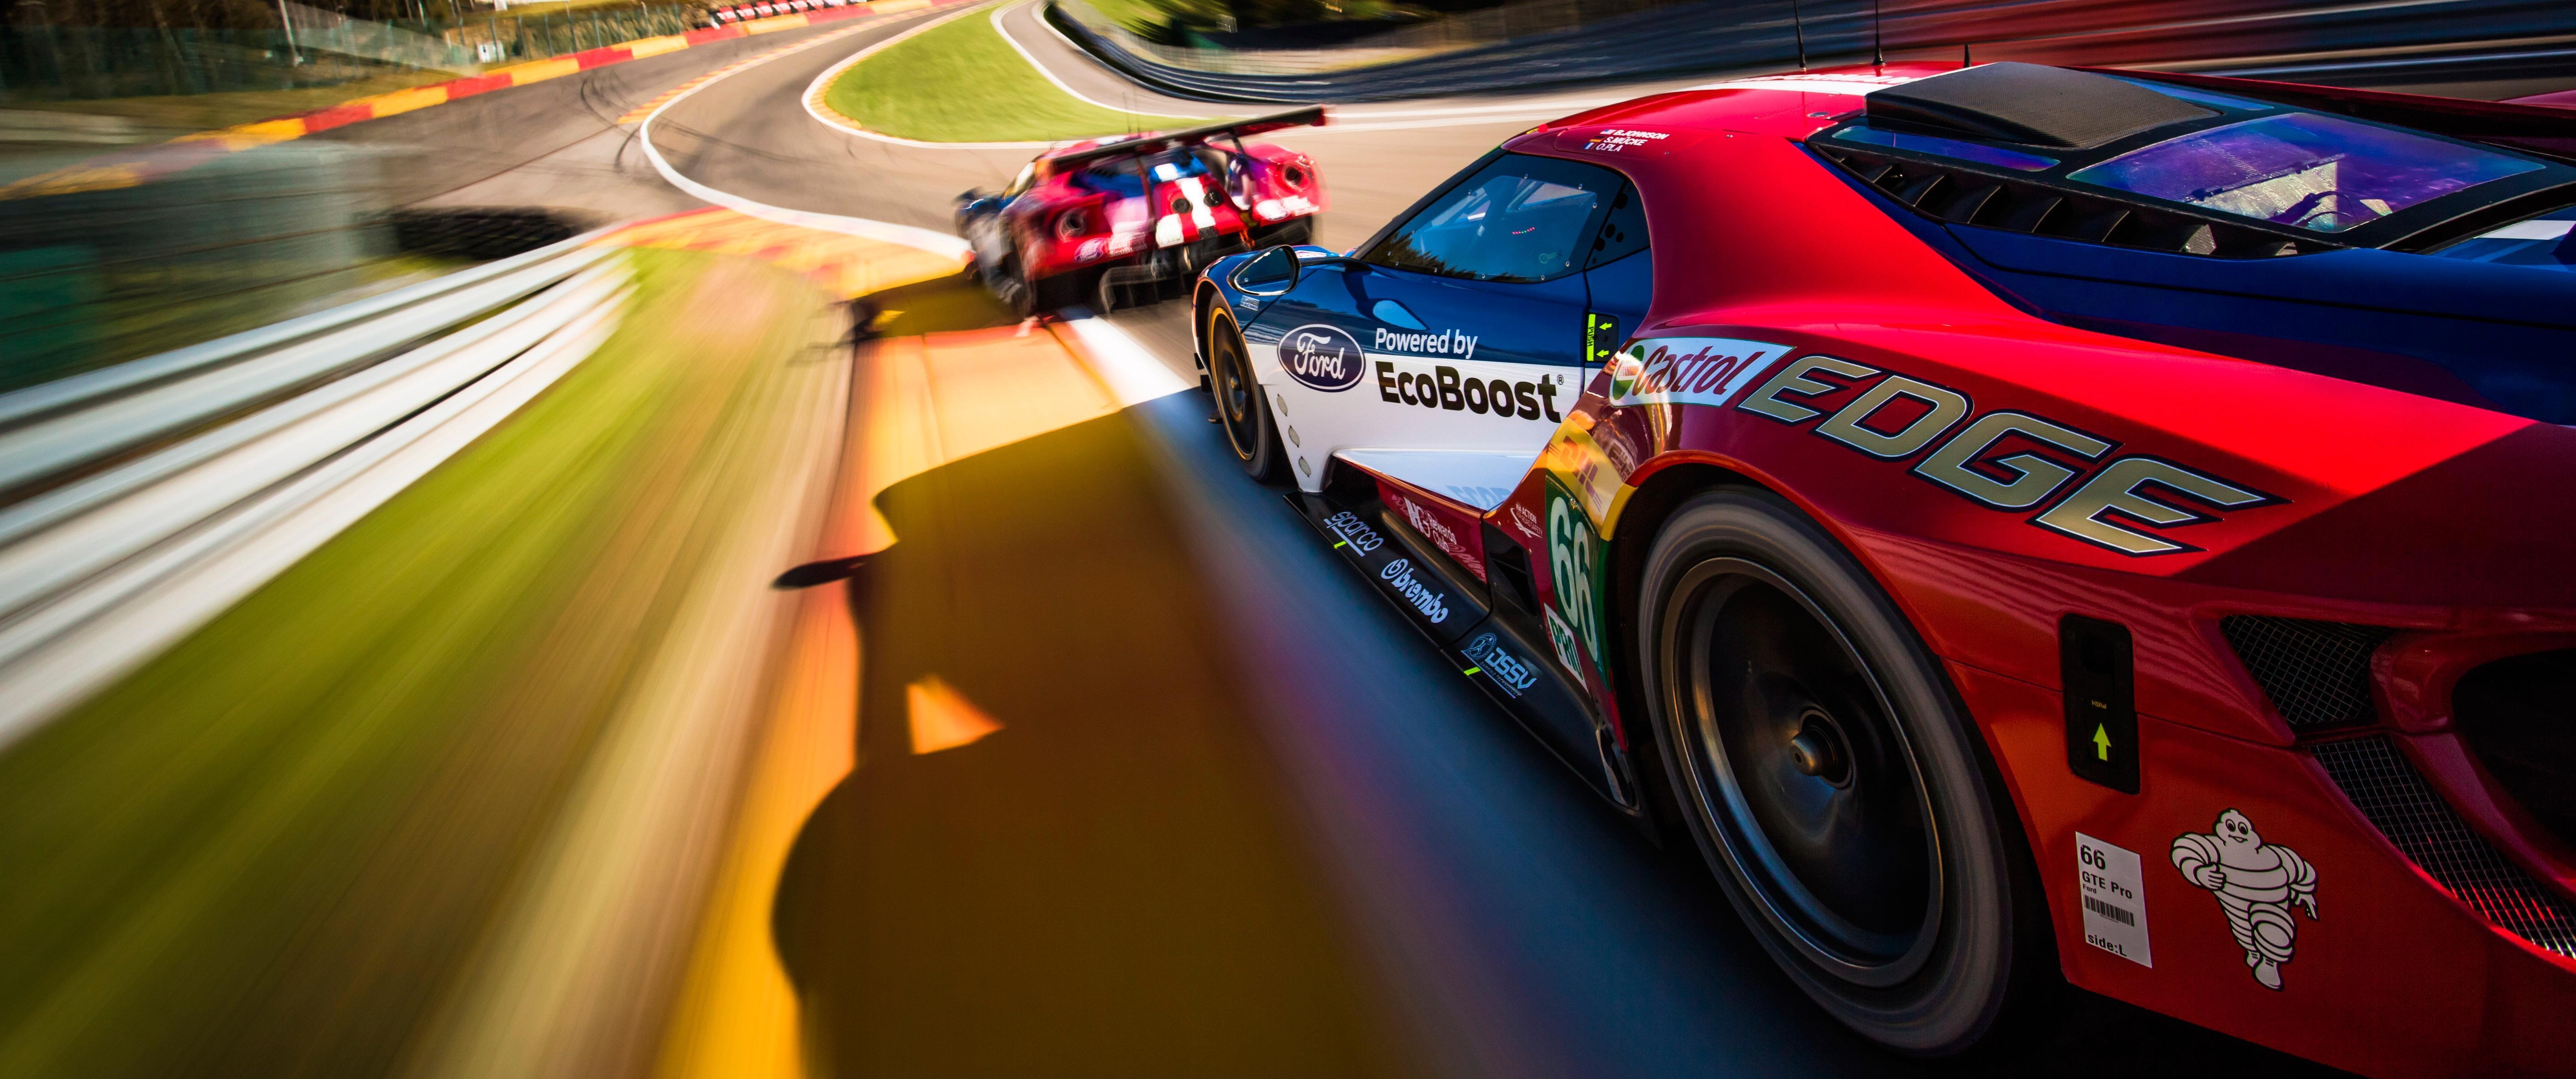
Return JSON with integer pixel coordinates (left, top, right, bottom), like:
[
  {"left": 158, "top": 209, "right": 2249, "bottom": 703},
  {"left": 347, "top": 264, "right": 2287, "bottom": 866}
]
[
  {"left": 1203, "top": 307, "right": 1287, "bottom": 483},
  {"left": 1637, "top": 488, "right": 2049, "bottom": 1057},
  {"left": 986, "top": 252, "right": 1039, "bottom": 319},
  {"left": 990, "top": 245, "right": 1090, "bottom": 318}
]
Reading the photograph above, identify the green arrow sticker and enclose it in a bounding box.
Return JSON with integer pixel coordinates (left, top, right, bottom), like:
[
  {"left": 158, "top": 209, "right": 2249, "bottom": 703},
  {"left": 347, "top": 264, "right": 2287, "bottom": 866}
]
[{"left": 2093, "top": 724, "right": 2113, "bottom": 761}]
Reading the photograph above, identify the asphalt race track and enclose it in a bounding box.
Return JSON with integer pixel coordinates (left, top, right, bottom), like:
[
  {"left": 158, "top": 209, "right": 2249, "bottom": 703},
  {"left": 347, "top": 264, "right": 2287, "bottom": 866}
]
[{"left": 270, "top": 9, "right": 2361, "bottom": 1074}]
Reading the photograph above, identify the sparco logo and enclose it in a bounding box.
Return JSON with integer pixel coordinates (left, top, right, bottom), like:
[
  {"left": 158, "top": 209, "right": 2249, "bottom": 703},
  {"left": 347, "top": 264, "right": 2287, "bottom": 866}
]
[
  {"left": 1378, "top": 558, "right": 1451, "bottom": 623},
  {"left": 1324, "top": 510, "right": 1383, "bottom": 553},
  {"left": 1279, "top": 324, "right": 1366, "bottom": 391},
  {"left": 1461, "top": 632, "right": 1538, "bottom": 697}
]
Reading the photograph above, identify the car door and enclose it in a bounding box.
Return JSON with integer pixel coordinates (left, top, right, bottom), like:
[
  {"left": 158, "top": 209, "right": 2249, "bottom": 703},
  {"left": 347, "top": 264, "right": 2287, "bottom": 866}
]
[{"left": 1246, "top": 153, "right": 1631, "bottom": 504}]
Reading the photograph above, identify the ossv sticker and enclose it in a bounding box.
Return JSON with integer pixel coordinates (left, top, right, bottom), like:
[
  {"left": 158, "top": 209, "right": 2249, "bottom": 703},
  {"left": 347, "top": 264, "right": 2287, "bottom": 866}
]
[{"left": 2077, "top": 832, "right": 2153, "bottom": 968}]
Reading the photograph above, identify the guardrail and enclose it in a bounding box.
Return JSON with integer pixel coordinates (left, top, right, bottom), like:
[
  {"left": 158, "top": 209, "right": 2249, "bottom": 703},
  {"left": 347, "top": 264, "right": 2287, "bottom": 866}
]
[
  {"left": 0, "top": 233, "right": 632, "bottom": 744},
  {"left": 1050, "top": 0, "right": 1679, "bottom": 76},
  {"left": 1049, "top": 0, "right": 2576, "bottom": 103}
]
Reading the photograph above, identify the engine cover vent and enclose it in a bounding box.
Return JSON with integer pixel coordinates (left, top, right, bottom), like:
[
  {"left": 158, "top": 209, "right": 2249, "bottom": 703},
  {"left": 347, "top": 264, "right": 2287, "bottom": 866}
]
[
  {"left": 2313, "top": 736, "right": 2576, "bottom": 959},
  {"left": 1867, "top": 63, "right": 2216, "bottom": 150},
  {"left": 1812, "top": 148, "right": 2323, "bottom": 259},
  {"left": 2220, "top": 616, "right": 2397, "bottom": 729}
]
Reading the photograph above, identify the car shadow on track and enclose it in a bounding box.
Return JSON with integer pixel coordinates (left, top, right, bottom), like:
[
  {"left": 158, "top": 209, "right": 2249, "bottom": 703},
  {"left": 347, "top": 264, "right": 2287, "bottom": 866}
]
[
  {"left": 767, "top": 406, "right": 1409, "bottom": 1078},
  {"left": 767, "top": 273, "right": 1408, "bottom": 1077}
]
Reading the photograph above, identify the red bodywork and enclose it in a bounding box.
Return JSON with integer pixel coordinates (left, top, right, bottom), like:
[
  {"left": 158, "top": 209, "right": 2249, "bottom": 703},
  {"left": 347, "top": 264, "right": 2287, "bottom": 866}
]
[
  {"left": 962, "top": 111, "right": 1326, "bottom": 291},
  {"left": 1329, "top": 66, "right": 2576, "bottom": 1076}
]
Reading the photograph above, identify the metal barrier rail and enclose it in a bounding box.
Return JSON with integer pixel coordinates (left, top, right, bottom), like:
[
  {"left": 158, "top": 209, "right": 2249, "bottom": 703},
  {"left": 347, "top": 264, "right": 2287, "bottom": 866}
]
[
  {"left": 1048, "top": 0, "right": 2576, "bottom": 103},
  {"left": 0, "top": 234, "right": 633, "bottom": 744}
]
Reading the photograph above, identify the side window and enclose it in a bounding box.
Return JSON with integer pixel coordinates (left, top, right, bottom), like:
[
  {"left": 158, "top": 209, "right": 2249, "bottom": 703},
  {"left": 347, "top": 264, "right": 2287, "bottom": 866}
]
[
  {"left": 1587, "top": 181, "right": 1649, "bottom": 268},
  {"left": 1364, "top": 154, "right": 1626, "bottom": 284}
]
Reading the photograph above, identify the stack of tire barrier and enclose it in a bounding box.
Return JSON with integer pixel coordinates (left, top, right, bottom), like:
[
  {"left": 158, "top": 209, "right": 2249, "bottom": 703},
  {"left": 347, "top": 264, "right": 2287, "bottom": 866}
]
[
  {"left": 1047, "top": 0, "right": 2576, "bottom": 102},
  {"left": 0, "top": 141, "right": 386, "bottom": 393},
  {"left": 388, "top": 208, "right": 585, "bottom": 261}
]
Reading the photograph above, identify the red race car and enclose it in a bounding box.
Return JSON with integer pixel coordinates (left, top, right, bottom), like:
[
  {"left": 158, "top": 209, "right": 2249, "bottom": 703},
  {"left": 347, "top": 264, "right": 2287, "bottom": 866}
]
[
  {"left": 1194, "top": 62, "right": 2576, "bottom": 1076},
  {"left": 955, "top": 108, "right": 1325, "bottom": 316}
]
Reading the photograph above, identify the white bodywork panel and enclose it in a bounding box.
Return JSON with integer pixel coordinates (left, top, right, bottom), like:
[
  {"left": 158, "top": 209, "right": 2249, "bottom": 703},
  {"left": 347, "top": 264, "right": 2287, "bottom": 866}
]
[
  {"left": 1331, "top": 449, "right": 1539, "bottom": 511},
  {"left": 1249, "top": 336, "right": 1576, "bottom": 496}
]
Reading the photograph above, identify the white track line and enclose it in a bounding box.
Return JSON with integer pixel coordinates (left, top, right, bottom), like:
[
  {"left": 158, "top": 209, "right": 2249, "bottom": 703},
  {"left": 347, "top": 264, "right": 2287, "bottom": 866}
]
[
  {"left": 639, "top": 13, "right": 974, "bottom": 258},
  {"left": 1060, "top": 315, "right": 1191, "bottom": 405},
  {"left": 991, "top": 0, "right": 1208, "bottom": 119}
]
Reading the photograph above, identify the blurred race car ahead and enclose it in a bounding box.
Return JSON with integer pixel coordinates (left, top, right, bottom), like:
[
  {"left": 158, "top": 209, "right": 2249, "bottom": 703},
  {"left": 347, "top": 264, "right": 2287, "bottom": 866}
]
[
  {"left": 954, "top": 107, "right": 1325, "bottom": 316},
  {"left": 1195, "top": 61, "right": 2576, "bottom": 1077}
]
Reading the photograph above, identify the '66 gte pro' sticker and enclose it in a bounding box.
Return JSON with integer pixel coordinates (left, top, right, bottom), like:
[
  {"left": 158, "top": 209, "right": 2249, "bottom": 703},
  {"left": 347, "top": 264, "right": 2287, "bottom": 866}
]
[{"left": 2077, "top": 832, "right": 2153, "bottom": 968}]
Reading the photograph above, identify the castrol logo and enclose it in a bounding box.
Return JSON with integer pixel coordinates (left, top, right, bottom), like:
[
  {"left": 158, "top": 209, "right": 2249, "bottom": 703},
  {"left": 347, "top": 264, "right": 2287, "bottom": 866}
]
[{"left": 1278, "top": 323, "right": 1366, "bottom": 392}]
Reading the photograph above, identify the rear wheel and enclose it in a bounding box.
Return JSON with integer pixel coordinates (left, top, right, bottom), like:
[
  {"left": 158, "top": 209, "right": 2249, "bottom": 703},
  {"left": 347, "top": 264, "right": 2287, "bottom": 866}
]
[
  {"left": 1204, "top": 308, "right": 1286, "bottom": 483},
  {"left": 1638, "top": 488, "right": 2047, "bottom": 1056},
  {"left": 990, "top": 251, "right": 1038, "bottom": 319}
]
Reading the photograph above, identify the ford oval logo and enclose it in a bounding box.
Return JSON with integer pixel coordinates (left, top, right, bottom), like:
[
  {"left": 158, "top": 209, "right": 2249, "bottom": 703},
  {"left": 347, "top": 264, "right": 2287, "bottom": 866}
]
[{"left": 1277, "top": 324, "right": 1366, "bottom": 392}]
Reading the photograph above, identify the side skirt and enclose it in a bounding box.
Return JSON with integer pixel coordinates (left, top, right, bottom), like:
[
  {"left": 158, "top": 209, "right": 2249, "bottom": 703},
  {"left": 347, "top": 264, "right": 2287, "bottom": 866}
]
[{"left": 1287, "top": 489, "right": 1642, "bottom": 813}]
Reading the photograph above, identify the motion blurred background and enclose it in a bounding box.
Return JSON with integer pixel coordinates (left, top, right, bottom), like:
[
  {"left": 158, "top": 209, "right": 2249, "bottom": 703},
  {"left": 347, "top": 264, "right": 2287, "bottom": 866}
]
[{"left": 0, "top": 0, "right": 2565, "bottom": 1076}]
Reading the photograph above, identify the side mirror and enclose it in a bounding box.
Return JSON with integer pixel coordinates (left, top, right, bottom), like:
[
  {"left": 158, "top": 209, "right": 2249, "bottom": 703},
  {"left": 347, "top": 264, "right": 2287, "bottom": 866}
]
[{"left": 1233, "top": 244, "right": 1300, "bottom": 295}]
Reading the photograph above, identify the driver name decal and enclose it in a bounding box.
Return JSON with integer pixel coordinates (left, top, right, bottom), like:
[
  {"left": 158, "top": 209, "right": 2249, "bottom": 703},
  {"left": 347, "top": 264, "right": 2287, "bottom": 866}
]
[{"left": 1278, "top": 324, "right": 1368, "bottom": 391}]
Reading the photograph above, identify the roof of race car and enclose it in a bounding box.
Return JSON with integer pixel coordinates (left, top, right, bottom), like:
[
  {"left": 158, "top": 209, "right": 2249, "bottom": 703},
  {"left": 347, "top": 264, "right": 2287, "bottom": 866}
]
[{"left": 1502, "top": 62, "right": 2576, "bottom": 423}]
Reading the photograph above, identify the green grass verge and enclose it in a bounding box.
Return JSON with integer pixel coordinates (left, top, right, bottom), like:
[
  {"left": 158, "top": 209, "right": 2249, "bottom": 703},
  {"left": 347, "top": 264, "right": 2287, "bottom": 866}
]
[
  {"left": 1081, "top": 0, "right": 1206, "bottom": 33},
  {"left": 0, "top": 248, "right": 836, "bottom": 1079},
  {"left": 823, "top": 7, "right": 1208, "bottom": 142}
]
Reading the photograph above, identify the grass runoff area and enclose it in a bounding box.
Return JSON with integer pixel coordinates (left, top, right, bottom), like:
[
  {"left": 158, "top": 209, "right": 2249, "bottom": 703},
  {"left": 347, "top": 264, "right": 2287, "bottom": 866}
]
[
  {"left": 823, "top": 6, "right": 1206, "bottom": 142},
  {"left": 0, "top": 249, "right": 838, "bottom": 1079}
]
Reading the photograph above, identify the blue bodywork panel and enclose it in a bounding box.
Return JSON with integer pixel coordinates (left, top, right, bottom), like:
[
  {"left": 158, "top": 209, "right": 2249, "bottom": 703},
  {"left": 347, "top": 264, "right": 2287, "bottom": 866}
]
[{"left": 1818, "top": 151, "right": 2576, "bottom": 425}]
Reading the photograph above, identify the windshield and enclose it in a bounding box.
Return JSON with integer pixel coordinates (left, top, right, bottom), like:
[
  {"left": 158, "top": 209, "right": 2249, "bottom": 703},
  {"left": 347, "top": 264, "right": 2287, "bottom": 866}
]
[{"left": 2068, "top": 112, "right": 2543, "bottom": 233}]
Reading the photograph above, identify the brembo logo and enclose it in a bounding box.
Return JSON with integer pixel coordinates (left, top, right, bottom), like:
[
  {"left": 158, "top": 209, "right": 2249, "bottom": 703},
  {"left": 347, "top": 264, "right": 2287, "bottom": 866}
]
[
  {"left": 1279, "top": 324, "right": 1366, "bottom": 391},
  {"left": 1378, "top": 558, "right": 1451, "bottom": 623}
]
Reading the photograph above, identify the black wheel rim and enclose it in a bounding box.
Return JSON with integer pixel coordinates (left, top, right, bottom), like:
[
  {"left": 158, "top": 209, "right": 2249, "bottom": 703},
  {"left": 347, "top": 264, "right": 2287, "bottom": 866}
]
[
  {"left": 1665, "top": 558, "right": 1942, "bottom": 986},
  {"left": 1208, "top": 318, "right": 1262, "bottom": 463}
]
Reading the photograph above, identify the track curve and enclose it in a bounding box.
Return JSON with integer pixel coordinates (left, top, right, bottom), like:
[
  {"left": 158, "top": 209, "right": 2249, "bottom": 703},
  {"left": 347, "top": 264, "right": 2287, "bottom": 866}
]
[{"left": 309, "top": 13, "right": 2366, "bottom": 1073}]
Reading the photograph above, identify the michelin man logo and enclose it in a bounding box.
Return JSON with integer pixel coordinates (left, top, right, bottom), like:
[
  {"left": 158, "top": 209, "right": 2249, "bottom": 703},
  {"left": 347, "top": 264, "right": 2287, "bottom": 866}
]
[{"left": 2170, "top": 809, "right": 2319, "bottom": 991}]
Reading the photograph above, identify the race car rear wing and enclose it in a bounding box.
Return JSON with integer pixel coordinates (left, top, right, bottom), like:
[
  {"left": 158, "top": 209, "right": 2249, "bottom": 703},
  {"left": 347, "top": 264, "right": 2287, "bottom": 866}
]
[{"left": 1041, "top": 107, "right": 1327, "bottom": 174}]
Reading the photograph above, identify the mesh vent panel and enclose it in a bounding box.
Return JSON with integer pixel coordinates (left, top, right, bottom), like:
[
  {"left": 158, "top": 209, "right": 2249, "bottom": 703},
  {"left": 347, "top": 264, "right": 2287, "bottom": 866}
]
[
  {"left": 2221, "top": 616, "right": 2395, "bottom": 729},
  {"left": 2313, "top": 737, "right": 2576, "bottom": 958}
]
